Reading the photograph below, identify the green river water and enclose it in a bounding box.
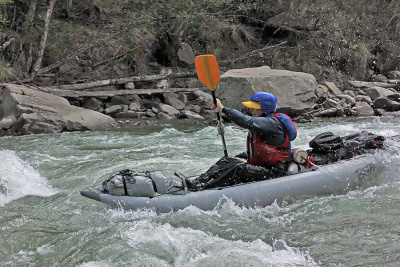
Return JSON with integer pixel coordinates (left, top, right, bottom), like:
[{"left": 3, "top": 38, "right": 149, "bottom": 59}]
[{"left": 1, "top": 116, "right": 400, "bottom": 267}]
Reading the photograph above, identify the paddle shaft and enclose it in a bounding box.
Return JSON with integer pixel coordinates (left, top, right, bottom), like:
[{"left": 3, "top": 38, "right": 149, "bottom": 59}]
[{"left": 211, "top": 90, "right": 228, "bottom": 157}]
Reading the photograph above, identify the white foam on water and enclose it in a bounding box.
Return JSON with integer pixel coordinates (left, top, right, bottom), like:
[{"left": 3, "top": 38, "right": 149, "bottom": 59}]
[
  {"left": 78, "top": 261, "right": 112, "bottom": 267},
  {"left": 36, "top": 245, "right": 55, "bottom": 255},
  {"left": 152, "top": 127, "right": 185, "bottom": 137},
  {"left": 122, "top": 220, "right": 317, "bottom": 266},
  {"left": 0, "top": 150, "right": 58, "bottom": 207}
]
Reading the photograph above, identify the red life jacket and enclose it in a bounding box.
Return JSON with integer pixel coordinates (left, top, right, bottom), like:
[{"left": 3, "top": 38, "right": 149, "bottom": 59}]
[{"left": 246, "top": 114, "right": 295, "bottom": 167}]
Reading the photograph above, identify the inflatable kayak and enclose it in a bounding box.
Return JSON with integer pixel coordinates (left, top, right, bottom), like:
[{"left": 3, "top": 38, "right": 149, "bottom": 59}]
[{"left": 81, "top": 131, "right": 388, "bottom": 213}]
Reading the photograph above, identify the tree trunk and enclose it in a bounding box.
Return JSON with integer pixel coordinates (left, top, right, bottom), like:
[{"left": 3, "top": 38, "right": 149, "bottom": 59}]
[
  {"left": 65, "top": 0, "right": 72, "bottom": 18},
  {"left": 31, "top": 0, "right": 57, "bottom": 79},
  {"left": 27, "top": 0, "right": 38, "bottom": 24}
]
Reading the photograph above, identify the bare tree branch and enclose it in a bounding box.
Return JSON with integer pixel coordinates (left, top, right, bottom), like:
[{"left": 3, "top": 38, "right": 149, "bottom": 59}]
[
  {"left": 220, "top": 41, "right": 287, "bottom": 65},
  {"left": 0, "top": 38, "right": 15, "bottom": 50}
]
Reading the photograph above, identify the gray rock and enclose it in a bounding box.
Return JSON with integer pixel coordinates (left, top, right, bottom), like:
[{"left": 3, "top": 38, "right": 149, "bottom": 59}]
[
  {"left": 128, "top": 101, "right": 141, "bottom": 111},
  {"left": 0, "top": 117, "right": 16, "bottom": 129},
  {"left": 142, "top": 101, "right": 160, "bottom": 109},
  {"left": 113, "top": 111, "right": 139, "bottom": 118},
  {"left": 189, "top": 104, "right": 202, "bottom": 114},
  {"left": 374, "top": 108, "right": 387, "bottom": 116},
  {"left": 180, "top": 110, "right": 204, "bottom": 119},
  {"left": 373, "top": 97, "right": 400, "bottom": 111},
  {"left": 163, "top": 93, "right": 186, "bottom": 110},
  {"left": 354, "top": 95, "right": 372, "bottom": 104},
  {"left": 370, "top": 74, "right": 388, "bottom": 82},
  {"left": 146, "top": 111, "right": 157, "bottom": 117},
  {"left": 352, "top": 101, "right": 374, "bottom": 116},
  {"left": 111, "top": 96, "right": 131, "bottom": 105},
  {"left": 190, "top": 90, "right": 213, "bottom": 106},
  {"left": 0, "top": 84, "right": 117, "bottom": 135},
  {"left": 343, "top": 90, "right": 356, "bottom": 97},
  {"left": 124, "top": 82, "right": 135, "bottom": 89},
  {"left": 157, "top": 112, "right": 173, "bottom": 120},
  {"left": 136, "top": 112, "right": 147, "bottom": 118},
  {"left": 218, "top": 66, "right": 318, "bottom": 116},
  {"left": 355, "top": 90, "right": 366, "bottom": 95},
  {"left": 129, "top": 94, "right": 142, "bottom": 102},
  {"left": 386, "top": 71, "right": 400, "bottom": 79},
  {"left": 336, "top": 94, "right": 356, "bottom": 106},
  {"left": 82, "top": 97, "right": 103, "bottom": 112},
  {"left": 151, "top": 107, "right": 159, "bottom": 113},
  {"left": 122, "top": 105, "right": 129, "bottom": 112},
  {"left": 177, "top": 93, "right": 188, "bottom": 104},
  {"left": 315, "top": 86, "right": 327, "bottom": 98},
  {"left": 187, "top": 78, "right": 201, "bottom": 88},
  {"left": 105, "top": 105, "right": 123, "bottom": 115},
  {"left": 159, "top": 104, "right": 180, "bottom": 116},
  {"left": 156, "top": 79, "right": 170, "bottom": 89},
  {"left": 177, "top": 43, "right": 195, "bottom": 65},
  {"left": 151, "top": 96, "right": 162, "bottom": 103},
  {"left": 365, "top": 87, "right": 396, "bottom": 100}
]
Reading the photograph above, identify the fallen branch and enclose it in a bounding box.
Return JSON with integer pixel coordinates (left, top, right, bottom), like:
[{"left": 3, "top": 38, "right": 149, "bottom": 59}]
[
  {"left": 45, "top": 71, "right": 196, "bottom": 91},
  {"left": 222, "top": 15, "right": 308, "bottom": 36},
  {"left": 36, "top": 33, "right": 121, "bottom": 76}
]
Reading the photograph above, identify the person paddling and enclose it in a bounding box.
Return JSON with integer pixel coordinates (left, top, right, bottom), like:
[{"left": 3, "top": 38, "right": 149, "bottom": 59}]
[{"left": 211, "top": 92, "right": 297, "bottom": 169}]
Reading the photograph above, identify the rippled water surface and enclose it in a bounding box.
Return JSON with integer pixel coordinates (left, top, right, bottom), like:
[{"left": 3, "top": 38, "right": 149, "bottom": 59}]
[{"left": 1, "top": 116, "right": 400, "bottom": 266}]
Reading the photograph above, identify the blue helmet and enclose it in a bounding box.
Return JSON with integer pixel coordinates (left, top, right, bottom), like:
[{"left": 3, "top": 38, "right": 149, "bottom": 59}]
[{"left": 250, "top": 92, "right": 277, "bottom": 115}]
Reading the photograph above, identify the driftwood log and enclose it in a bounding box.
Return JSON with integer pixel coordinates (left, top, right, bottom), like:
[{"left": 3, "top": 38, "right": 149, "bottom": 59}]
[
  {"left": 35, "top": 87, "right": 201, "bottom": 98},
  {"left": 348, "top": 80, "right": 400, "bottom": 89},
  {"left": 44, "top": 72, "right": 196, "bottom": 91}
]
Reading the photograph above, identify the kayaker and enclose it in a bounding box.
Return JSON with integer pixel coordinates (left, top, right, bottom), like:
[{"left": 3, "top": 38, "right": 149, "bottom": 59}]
[{"left": 211, "top": 92, "right": 297, "bottom": 169}]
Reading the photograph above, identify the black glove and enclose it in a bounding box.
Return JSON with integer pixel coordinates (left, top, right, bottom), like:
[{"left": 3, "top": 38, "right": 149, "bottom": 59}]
[{"left": 235, "top": 152, "right": 247, "bottom": 159}]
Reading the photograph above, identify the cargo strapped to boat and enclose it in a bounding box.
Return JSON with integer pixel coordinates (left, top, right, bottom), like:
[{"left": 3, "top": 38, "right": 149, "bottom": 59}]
[{"left": 308, "top": 131, "right": 385, "bottom": 165}]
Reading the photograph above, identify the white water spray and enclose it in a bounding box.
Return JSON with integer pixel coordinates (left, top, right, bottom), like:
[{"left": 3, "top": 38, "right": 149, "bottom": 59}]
[{"left": 0, "top": 150, "right": 58, "bottom": 207}]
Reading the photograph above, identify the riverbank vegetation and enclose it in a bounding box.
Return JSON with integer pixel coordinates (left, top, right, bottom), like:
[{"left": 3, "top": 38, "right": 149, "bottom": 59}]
[{"left": 0, "top": 0, "right": 399, "bottom": 87}]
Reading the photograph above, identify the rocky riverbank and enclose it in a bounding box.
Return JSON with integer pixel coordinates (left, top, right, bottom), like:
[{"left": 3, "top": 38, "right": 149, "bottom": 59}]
[
  {"left": 1, "top": 68, "right": 400, "bottom": 136},
  {"left": 295, "top": 70, "right": 400, "bottom": 123}
]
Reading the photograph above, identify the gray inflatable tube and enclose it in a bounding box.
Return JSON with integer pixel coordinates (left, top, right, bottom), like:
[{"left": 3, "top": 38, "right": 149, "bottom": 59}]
[{"left": 81, "top": 154, "right": 382, "bottom": 213}]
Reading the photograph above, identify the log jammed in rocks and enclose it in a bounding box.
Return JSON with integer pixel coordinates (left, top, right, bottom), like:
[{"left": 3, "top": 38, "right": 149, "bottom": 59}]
[
  {"left": 45, "top": 72, "right": 196, "bottom": 91},
  {"left": 347, "top": 80, "right": 400, "bottom": 89},
  {"left": 38, "top": 87, "right": 201, "bottom": 98}
]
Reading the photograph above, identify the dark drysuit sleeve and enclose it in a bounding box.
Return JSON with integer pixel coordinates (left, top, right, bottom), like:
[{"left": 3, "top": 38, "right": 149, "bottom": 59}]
[{"left": 222, "top": 107, "right": 286, "bottom": 146}]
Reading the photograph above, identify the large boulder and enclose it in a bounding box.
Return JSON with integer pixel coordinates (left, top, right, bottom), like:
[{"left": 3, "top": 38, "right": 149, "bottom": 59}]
[
  {"left": 365, "top": 87, "right": 396, "bottom": 100},
  {"left": 0, "top": 84, "right": 117, "bottom": 135},
  {"left": 373, "top": 97, "right": 400, "bottom": 111},
  {"left": 218, "top": 67, "right": 318, "bottom": 116},
  {"left": 352, "top": 101, "right": 374, "bottom": 116},
  {"left": 387, "top": 71, "right": 400, "bottom": 79},
  {"left": 163, "top": 93, "right": 186, "bottom": 110}
]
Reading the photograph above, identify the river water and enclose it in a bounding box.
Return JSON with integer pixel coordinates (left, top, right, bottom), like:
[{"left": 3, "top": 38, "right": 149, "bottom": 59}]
[{"left": 1, "top": 116, "right": 400, "bottom": 267}]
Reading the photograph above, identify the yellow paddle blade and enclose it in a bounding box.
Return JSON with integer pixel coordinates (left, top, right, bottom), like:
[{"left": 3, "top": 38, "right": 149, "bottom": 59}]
[{"left": 195, "top": 55, "right": 220, "bottom": 91}]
